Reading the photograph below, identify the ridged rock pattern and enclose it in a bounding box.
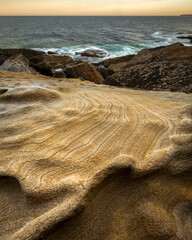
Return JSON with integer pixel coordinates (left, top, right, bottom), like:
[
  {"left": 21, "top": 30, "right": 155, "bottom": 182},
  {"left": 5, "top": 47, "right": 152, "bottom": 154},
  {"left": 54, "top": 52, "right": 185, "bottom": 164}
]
[{"left": 0, "top": 71, "right": 192, "bottom": 240}]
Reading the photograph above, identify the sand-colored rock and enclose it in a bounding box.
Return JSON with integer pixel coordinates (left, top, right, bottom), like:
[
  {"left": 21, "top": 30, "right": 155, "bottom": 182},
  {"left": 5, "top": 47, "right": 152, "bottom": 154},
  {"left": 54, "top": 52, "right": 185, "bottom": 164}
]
[
  {"left": 99, "top": 54, "right": 135, "bottom": 68},
  {"left": 107, "top": 61, "right": 128, "bottom": 73},
  {"left": 0, "top": 53, "right": 36, "bottom": 73},
  {"left": 0, "top": 49, "right": 53, "bottom": 76},
  {"left": 65, "top": 62, "right": 104, "bottom": 83},
  {"left": 45, "top": 55, "right": 74, "bottom": 74},
  {"left": 0, "top": 70, "right": 192, "bottom": 240}
]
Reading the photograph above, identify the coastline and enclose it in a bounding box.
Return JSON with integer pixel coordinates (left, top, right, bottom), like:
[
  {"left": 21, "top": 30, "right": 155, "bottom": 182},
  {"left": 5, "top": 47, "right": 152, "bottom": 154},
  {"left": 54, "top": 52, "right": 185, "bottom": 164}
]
[{"left": 1, "top": 42, "right": 192, "bottom": 93}]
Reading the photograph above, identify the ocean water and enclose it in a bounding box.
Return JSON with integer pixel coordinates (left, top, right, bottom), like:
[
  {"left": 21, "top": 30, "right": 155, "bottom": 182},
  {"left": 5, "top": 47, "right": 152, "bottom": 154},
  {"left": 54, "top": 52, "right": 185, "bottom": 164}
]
[{"left": 0, "top": 16, "right": 192, "bottom": 62}]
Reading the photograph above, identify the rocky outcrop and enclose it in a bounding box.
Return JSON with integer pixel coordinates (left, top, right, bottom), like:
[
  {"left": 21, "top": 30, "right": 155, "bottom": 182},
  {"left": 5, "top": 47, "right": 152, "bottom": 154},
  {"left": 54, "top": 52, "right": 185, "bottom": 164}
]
[
  {"left": 76, "top": 49, "right": 108, "bottom": 58},
  {"left": 0, "top": 48, "right": 52, "bottom": 76},
  {"left": 99, "top": 54, "right": 135, "bottom": 68},
  {"left": 45, "top": 55, "right": 74, "bottom": 74},
  {"left": 65, "top": 62, "right": 104, "bottom": 83},
  {"left": 0, "top": 70, "right": 192, "bottom": 240},
  {"left": 0, "top": 53, "right": 36, "bottom": 73},
  {"left": 103, "top": 43, "right": 192, "bottom": 93}
]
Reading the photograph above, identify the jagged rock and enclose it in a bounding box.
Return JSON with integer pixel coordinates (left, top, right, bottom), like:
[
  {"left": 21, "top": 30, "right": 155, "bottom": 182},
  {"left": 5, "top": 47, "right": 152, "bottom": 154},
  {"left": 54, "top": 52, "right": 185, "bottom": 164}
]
[
  {"left": 0, "top": 53, "right": 36, "bottom": 73},
  {"left": 0, "top": 49, "right": 52, "bottom": 76},
  {"left": 95, "top": 65, "right": 109, "bottom": 79},
  {"left": 45, "top": 55, "right": 74, "bottom": 74},
  {"left": 65, "top": 62, "right": 104, "bottom": 83},
  {"left": 76, "top": 49, "right": 107, "bottom": 58},
  {"left": 103, "top": 44, "right": 192, "bottom": 93}
]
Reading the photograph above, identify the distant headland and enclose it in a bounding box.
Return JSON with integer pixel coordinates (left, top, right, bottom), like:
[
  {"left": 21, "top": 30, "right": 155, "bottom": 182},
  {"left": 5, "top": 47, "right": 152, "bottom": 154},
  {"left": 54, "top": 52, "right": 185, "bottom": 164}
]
[{"left": 180, "top": 14, "right": 192, "bottom": 16}]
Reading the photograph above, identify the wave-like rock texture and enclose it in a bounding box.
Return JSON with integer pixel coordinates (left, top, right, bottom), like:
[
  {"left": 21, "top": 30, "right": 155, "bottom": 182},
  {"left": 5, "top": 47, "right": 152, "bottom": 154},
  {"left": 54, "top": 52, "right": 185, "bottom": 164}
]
[{"left": 0, "top": 71, "right": 192, "bottom": 240}]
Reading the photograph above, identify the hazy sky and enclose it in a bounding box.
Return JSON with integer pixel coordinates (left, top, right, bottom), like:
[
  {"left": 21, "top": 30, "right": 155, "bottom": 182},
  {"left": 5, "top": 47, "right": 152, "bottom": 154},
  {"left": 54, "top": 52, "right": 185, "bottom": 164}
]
[{"left": 0, "top": 0, "right": 192, "bottom": 16}]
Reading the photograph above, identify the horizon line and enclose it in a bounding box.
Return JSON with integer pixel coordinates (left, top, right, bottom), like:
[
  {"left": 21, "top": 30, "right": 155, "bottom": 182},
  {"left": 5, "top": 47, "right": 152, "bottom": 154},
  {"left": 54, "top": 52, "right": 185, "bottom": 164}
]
[{"left": 0, "top": 15, "right": 181, "bottom": 17}]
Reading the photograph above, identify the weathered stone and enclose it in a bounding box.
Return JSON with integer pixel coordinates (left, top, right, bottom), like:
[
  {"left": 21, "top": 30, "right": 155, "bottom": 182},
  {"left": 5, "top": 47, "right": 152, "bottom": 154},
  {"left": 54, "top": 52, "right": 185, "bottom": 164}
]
[
  {"left": 98, "top": 54, "right": 135, "bottom": 68},
  {"left": 107, "top": 62, "right": 128, "bottom": 73},
  {"left": 0, "top": 49, "right": 52, "bottom": 76},
  {"left": 96, "top": 65, "right": 109, "bottom": 79},
  {"left": 53, "top": 71, "right": 66, "bottom": 78},
  {"left": 0, "top": 53, "right": 36, "bottom": 73},
  {"left": 76, "top": 49, "right": 107, "bottom": 58},
  {"left": 65, "top": 62, "right": 104, "bottom": 83},
  {"left": 103, "top": 44, "right": 192, "bottom": 93}
]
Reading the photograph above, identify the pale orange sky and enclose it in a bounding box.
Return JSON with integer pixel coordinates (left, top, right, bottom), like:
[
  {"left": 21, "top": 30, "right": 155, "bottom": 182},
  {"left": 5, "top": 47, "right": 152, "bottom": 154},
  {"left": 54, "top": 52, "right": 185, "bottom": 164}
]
[{"left": 0, "top": 0, "right": 192, "bottom": 16}]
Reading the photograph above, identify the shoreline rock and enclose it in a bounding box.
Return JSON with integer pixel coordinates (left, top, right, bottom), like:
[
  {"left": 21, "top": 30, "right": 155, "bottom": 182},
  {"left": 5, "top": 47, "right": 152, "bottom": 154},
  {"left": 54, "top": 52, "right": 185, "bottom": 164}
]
[
  {"left": 0, "top": 53, "right": 36, "bottom": 73},
  {"left": 65, "top": 62, "right": 104, "bottom": 83},
  {"left": 177, "top": 35, "right": 192, "bottom": 44},
  {"left": 0, "top": 43, "right": 192, "bottom": 93},
  {"left": 102, "top": 43, "right": 192, "bottom": 93},
  {"left": 76, "top": 49, "right": 108, "bottom": 58},
  {"left": 0, "top": 48, "right": 52, "bottom": 76}
]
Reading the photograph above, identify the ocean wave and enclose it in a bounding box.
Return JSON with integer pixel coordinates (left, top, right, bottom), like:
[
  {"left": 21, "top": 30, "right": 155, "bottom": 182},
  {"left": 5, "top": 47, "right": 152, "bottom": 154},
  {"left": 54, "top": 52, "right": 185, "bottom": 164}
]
[
  {"left": 34, "top": 44, "right": 141, "bottom": 62},
  {"left": 150, "top": 31, "right": 187, "bottom": 46}
]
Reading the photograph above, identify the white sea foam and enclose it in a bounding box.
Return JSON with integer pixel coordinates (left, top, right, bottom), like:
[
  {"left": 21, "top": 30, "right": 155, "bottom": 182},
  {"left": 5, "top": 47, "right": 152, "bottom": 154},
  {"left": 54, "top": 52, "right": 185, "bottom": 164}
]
[
  {"left": 34, "top": 44, "right": 141, "bottom": 63},
  {"left": 33, "top": 32, "right": 190, "bottom": 63}
]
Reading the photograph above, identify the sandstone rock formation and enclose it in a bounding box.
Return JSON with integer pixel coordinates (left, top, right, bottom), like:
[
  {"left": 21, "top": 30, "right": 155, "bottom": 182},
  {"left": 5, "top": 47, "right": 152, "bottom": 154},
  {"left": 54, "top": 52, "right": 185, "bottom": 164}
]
[
  {"left": 45, "top": 55, "right": 74, "bottom": 74},
  {"left": 0, "top": 49, "right": 52, "bottom": 76},
  {"left": 65, "top": 62, "right": 104, "bottom": 83},
  {"left": 0, "top": 70, "right": 192, "bottom": 240},
  {"left": 103, "top": 44, "right": 192, "bottom": 93},
  {"left": 0, "top": 53, "right": 36, "bottom": 73},
  {"left": 99, "top": 54, "right": 135, "bottom": 68}
]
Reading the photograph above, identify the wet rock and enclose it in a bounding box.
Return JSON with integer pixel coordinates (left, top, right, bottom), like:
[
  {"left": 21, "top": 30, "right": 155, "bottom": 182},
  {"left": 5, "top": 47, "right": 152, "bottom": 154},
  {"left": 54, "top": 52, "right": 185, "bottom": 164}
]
[
  {"left": 47, "top": 51, "right": 56, "bottom": 55},
  {"left": 177, "top": 35, "right": 192, "bottom": 44},
  {"left": 76, "top": 49, "right": 108, "bottom": 58}
]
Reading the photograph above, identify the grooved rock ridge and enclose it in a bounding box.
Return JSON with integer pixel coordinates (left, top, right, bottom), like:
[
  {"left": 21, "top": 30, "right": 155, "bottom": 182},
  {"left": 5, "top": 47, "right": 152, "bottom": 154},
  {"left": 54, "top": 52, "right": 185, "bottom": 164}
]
[{"left": 0, "top": 71, "right": 192, "bottom": 240}]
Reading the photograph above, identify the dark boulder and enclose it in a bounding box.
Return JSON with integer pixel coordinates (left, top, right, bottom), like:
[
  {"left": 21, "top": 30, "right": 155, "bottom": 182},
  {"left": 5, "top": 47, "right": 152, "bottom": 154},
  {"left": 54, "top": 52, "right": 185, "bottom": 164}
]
[
  {"left": 95, "top": 65, "right": 109, "bottom": 79},
  {"left": 76, "top": 49, "right": 108, "bottom": 58},
  {"left": 53, "top": 70, "right": 66, "bottom": 78},
  {"left": 47, "top": 51, "right": 56, "bottom": 55}
]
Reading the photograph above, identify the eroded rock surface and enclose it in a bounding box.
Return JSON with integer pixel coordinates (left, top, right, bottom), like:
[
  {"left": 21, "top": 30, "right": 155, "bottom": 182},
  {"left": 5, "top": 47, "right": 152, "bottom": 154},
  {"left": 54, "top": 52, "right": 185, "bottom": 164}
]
[
  {"left": 65, "top": 62, "right": 104, "bottom": 83},
  {"left": 0, "top": 71, "right": 192, "bottom": 240},
  {"left": 103, "top": 44, "right": 192, "bottom": 93},
  {"left": 0, "top": 53, "right": 36, "bottom": 73},
  {"left": 0, "top": 49, "right": 52, "bottom": 76}
]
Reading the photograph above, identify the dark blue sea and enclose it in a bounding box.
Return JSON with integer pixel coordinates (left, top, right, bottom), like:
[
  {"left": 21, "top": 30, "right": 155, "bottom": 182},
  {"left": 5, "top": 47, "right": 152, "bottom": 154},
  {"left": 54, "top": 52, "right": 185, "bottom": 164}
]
[{"left": 0, "top": 16, "right": 192, "bottom": 61}]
